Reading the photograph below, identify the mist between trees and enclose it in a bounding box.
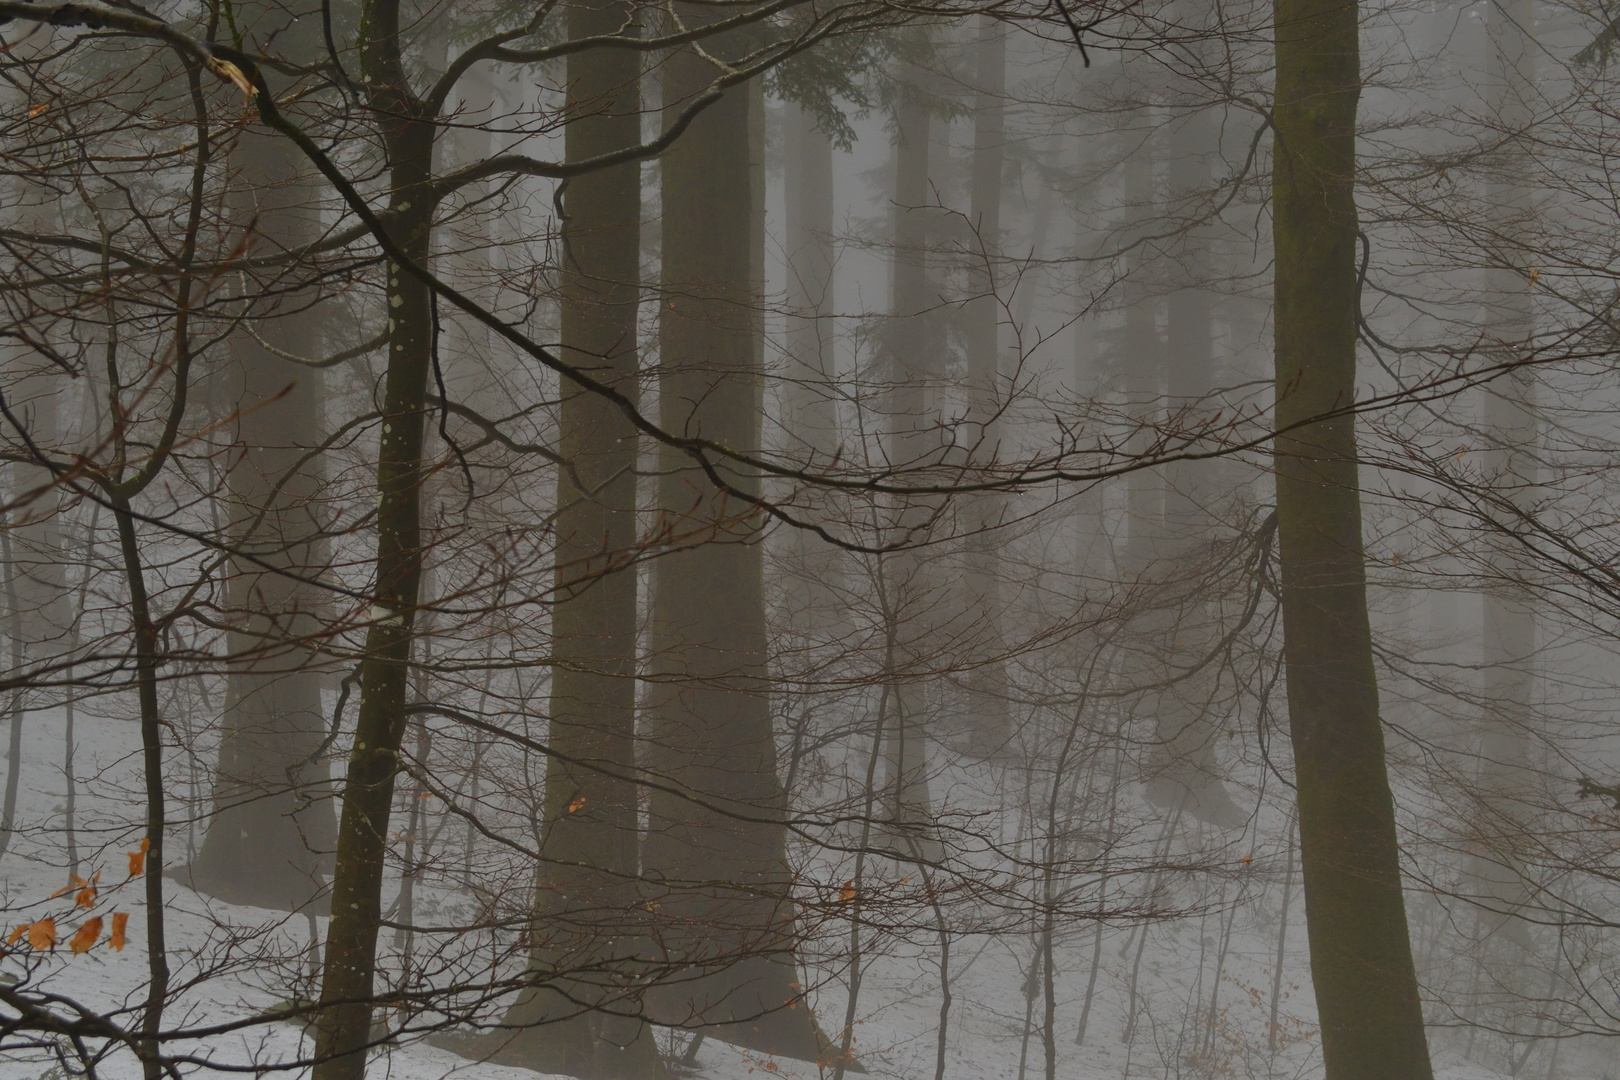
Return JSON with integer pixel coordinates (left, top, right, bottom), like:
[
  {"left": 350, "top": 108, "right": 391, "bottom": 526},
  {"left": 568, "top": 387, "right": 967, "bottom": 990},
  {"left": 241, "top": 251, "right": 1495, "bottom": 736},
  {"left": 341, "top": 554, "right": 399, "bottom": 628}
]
[{"left": 5, "top": 0, "right": 1620, "bottom": 1078}]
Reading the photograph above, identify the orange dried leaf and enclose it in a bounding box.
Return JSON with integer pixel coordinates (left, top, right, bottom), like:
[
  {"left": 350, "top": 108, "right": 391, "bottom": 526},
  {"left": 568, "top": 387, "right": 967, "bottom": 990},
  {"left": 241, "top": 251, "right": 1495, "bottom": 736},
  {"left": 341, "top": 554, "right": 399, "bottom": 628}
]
[
  {"left": 109, "top": 912, "right": 128, "bottom": 952},
  {"left": 7, "top": 924, "right": 26, "bottom": 945},
  {"left": 27, "top": 918, "right": 56, "bottom": 951},
  {"left": 27, "top": 103, "right": 46, "bottom": 118},
  {"left": 567, "top": 796, "right": 586, "bottom": 814},
  {"left": 838, "top": 881, "right": 856, "bottom": 903},
  {"left": 128, "top": 837, "right": 150, "bottom": 877},
  {"left": 51, "top": 874, "right": 88, "bottom": 900},
  {"left": 69, "top": 917, "right": 102, "bottom": 954}
]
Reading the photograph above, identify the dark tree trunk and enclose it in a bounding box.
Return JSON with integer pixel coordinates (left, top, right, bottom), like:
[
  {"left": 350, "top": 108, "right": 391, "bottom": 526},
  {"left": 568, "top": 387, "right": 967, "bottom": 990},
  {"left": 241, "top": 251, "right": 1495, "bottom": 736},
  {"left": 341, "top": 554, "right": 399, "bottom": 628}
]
[
  {"left": 1271, "top": 0, "right": 1434, "bottom": 1069},
  {"left": 311, "top": 0, "right": 438, "bottom": 1063},
  {"left": 641, "top": 12, "right": 833, "bottom": 1065},
  {"left": 488, "top": 4, "right": 659, "bottom": 1076},
  {"left": 312, "top": 195, "right": 434, "bottom": 1080}
]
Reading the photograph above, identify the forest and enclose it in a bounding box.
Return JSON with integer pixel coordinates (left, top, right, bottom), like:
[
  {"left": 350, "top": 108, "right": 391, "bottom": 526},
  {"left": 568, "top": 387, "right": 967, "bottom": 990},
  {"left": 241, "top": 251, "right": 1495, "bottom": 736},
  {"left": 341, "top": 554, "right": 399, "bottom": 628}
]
[{"left": 0, "top": 0, "right": 1614, "bottom": 1077}]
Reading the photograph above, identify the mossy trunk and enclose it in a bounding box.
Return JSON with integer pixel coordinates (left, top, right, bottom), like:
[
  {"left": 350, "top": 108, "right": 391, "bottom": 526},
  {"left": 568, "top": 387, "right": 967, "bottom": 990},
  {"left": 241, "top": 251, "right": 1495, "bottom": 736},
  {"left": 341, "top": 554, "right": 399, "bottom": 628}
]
[{"left": 1271, "top": 0, "right": 1434, "bottom": 1071}]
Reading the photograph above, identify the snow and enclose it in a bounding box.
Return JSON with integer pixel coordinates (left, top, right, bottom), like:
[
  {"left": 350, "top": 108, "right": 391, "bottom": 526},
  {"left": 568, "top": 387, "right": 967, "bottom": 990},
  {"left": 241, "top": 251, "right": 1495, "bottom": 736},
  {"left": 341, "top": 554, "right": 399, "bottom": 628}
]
[{"left": 0, "top": 704, "right": 1598, "bottom": 1080}]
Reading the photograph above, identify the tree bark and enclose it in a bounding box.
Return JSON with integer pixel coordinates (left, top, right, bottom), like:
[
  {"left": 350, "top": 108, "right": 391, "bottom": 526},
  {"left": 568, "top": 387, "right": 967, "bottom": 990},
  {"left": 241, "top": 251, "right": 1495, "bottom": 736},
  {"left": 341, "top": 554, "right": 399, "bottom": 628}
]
[
  {"left": 0, "top": 22, "right": 70, "bottom": 864},
  {"left": 641, "top": 12, "right": 831, "bottom": 1064},
  {"left": 188, "top": 2, "right": 335, "bottom": 910},
  {"left": 311, "top": 0, "right": 437, "bottom": 1065},
  {"left": 489, "top": 3, "right": 659, "bottom": 1075},
  {"left": 1271, "top": 0, "right": 1434, "bottom": 1069}
]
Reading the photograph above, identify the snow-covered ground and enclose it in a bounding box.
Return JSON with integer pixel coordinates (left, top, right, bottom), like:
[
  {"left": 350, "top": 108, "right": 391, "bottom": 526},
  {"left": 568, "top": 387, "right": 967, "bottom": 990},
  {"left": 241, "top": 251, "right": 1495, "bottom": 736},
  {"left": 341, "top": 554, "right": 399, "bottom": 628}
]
[{"left": 0, "top": 701, "right": 1607, "bottom": 1080}]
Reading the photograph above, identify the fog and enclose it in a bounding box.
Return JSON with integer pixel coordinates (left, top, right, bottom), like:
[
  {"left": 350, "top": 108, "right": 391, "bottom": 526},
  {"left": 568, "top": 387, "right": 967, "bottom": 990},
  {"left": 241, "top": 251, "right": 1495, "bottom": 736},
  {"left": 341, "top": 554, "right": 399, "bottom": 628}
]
[{"left": 0, "top": 1, "right": 1617, "bottom": 1078}]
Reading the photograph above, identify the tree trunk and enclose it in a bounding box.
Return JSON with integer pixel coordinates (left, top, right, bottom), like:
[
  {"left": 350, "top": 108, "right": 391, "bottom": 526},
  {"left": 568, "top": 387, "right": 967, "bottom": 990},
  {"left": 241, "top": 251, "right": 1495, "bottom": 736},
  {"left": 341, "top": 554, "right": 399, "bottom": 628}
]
[
  {"left": 489, "top": 5, "right": 659, "bottom": 1076},
  {"left": 961, "top": 14, "right": 1011, "bottom": 758},
  {"left": 188, "top": 5, "right": 335, "bottom": 908},
  {"left": 780, "top": 101, "right": 845, "bottom": 631},
  {"left": 0, "top": 25, "right": 71, "bottom": 861},
  {"left": 1113, "top": 126, "right": 1177, "bottom": 830},
  {"left": 1142, "top": 93, "right": 1243, "bottom": 829},
  {"left": 311, "top": 0, "right": 438, "bottom": 1060},
  {"left": 882, "top": 55, "right": 940, "bottom": 845},
  {"left": 641, "top": 14, "right": 832, "bottom": 1064},
  {"left": 1466, "top": 0, "right": 1539, "bottom": 1042},
  {"left": 1271, "top": 0, "right": 1434, "bottom": 1069}
]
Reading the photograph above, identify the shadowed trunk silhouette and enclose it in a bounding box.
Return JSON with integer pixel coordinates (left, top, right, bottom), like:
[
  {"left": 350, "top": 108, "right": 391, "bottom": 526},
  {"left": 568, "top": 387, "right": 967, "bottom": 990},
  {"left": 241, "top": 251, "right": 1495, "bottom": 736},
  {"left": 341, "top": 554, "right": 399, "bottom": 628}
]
[
  {"left": 1272, "top": 0, "right": 1435, "bottom": 1067},
  {"left": 485, "top": 2, "right": 662, "bottom": 1075},
  {"left": 641, "top": 11, "right": 841, "bottom": 1066}
]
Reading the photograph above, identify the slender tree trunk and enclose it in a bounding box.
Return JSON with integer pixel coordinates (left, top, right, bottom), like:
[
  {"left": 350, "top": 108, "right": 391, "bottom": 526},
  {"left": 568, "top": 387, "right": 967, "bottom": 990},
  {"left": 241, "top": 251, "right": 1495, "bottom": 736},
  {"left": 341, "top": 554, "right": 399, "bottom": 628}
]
[
  {"left": 1271, "top": 0, "right": 1434, "bottom": 1068},
  {"left": 780, "top": 102, "right": 844, "bottom": 631},
  {"left": 961, "top": 14, "right": 1011, "bottom": 757},
  {"left": 1201, "top": 877, "right": 1242, "bottom": 1057},
  {"left": 832, "top": 671, "right": 889, "bottom": 1080},
  {"left": 313, "top": 203, "right": 433, "bottom": 1078},
  {"left": 311, "top": 46, "right": 437, "bottom": 1073},
  {"left": 1016, "top": 942, "right": 1039, "bottom": 1080},
  {"left": 1074, "top": 744, "right": 1122, "bottom": 1047},
  {"left": 1467, "top": 0, "right": 1539, "bottom": 1043},
  {"left": 1268, "top": 811, "right": 1297, "bottom": 1054},
  {"left": 110, "top": 499, "right": 170, "bottom": 1080},
  {"left": 882, "top": 53, "right": 940, "bottom": 846},
  {"left": 63, "top": 673, "right": 77, "bottom": 875},
  {"left": 0, "top": 525, "right": 23, "bottom": 861},
  {"left": 490, "top": 4, "right": 657, "bottom": 1073},
  {"left": 1121, "top": 801, "right": 1181, "bottom": 1045},
  {"left": 1146, "top": 86, "right": 1243, "bottom": 828},
  {"left": 0, "top": 286, "right": 69, "bottom": 862},
  {"left": 392, "top": 710, "right": 429, "bottom": 956}
]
